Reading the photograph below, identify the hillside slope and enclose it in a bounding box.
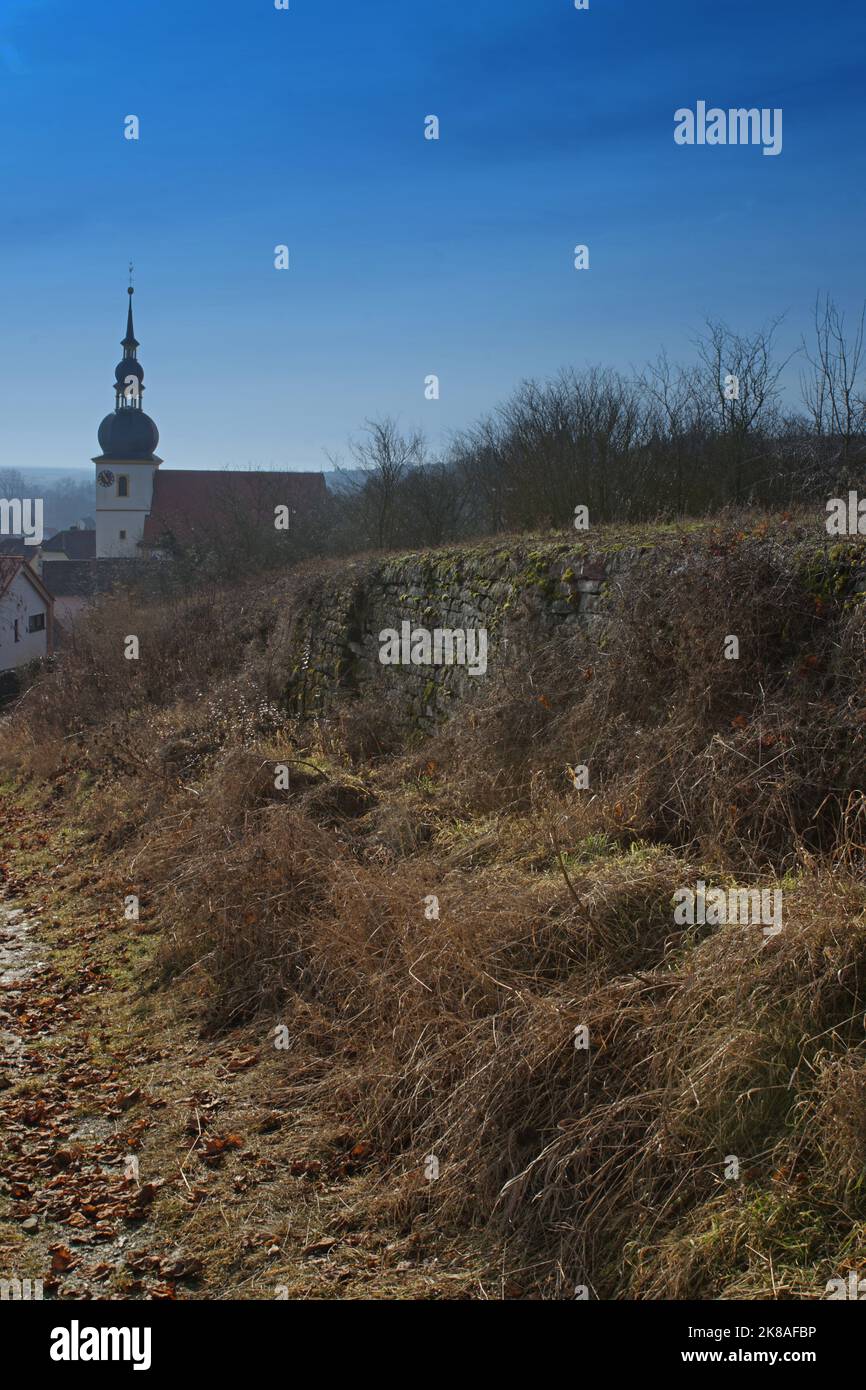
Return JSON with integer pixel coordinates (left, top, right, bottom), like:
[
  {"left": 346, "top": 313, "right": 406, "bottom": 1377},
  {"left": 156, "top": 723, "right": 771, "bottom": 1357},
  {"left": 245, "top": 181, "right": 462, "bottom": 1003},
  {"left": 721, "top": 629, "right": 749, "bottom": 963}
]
[{"left": 2, "top": 513, "right": 865, "bottom": 1299}]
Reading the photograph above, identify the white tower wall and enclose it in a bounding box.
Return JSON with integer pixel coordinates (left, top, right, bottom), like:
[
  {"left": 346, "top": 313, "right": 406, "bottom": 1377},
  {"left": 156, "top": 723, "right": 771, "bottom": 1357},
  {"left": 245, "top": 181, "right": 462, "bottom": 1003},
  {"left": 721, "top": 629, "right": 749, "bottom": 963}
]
[{"left": 94, "top": 457, "right": 160, "bottom": 558}]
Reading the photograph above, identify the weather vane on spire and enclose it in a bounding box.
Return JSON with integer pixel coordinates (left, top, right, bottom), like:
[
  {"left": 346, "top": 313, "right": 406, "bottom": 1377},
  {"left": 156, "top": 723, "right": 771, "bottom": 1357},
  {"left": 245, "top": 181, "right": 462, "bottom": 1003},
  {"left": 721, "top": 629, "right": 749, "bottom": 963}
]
[{"left": 128, "top": 261, "right": 135, "bottom": 294}]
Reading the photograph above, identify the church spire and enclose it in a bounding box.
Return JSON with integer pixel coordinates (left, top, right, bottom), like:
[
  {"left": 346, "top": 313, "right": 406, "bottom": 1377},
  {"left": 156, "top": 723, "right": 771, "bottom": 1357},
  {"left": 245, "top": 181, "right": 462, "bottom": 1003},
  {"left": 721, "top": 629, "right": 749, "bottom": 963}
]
[
  {"left": 122, "top": 264, "right": 139, "bottom": 357},
  {"left": 95, "top": 272, "right": 160, "bottom": 464},
  {"left": 123, "top": 286, "right": 139, "bottom": 355},
  {"left": 114, "top": 281, "right": 144, "bottom": 409}
]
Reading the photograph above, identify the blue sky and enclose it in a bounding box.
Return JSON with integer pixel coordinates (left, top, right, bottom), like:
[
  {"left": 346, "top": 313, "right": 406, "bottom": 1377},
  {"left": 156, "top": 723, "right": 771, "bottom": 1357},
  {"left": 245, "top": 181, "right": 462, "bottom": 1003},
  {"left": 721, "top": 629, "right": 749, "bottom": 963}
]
[{"left": 1, "top": 0, "right": 865, "bottom": 473}]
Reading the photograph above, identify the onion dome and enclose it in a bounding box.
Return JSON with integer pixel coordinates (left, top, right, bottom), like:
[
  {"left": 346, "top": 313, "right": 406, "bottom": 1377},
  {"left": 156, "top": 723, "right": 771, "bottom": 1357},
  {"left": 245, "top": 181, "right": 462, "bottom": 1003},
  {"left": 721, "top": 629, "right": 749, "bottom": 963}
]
[{"left": 96, "top": 285, "right": 160, "bottom": 461}]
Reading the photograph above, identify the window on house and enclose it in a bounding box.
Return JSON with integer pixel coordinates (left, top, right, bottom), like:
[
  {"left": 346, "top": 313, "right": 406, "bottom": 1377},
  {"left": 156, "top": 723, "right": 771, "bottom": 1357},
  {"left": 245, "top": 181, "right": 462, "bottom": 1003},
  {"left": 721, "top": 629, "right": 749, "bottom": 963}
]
[
  {"left": 13, "top": 619, "right": 20, "bottom": 642},
  {"left": 117, "top": 475, "right": 130, "bottom": 498},
  {"left": 119, "top": 530, "right": 127, "bottom": 540},
  {"left": 27, "top": 613, "right": 46, "bottom": 634}
]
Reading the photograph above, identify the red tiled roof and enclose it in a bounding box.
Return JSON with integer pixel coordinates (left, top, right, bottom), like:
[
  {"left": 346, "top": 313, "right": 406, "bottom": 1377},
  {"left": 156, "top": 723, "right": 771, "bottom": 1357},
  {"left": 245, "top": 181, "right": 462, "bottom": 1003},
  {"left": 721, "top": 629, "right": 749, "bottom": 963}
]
[{"left": 141, "top": 470, "right": 326, "bottom": 546}]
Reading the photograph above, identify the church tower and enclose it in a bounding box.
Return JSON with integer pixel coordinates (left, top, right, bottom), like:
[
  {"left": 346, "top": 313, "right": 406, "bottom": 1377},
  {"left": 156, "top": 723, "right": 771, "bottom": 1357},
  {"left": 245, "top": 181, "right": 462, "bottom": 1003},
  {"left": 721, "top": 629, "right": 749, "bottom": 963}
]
[{"left": 93, "top": 285, "right": 162, "bottom": 558}]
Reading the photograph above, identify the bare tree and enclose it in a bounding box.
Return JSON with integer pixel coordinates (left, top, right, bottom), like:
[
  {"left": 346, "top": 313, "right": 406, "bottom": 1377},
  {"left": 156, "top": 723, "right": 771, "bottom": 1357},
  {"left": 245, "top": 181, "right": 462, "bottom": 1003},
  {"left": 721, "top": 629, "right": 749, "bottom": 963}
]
[
  {"left": 150, "top": 468, "right": 330, "bottom": 583},
  {"left": 483, "top": 367, "right": 645, "bottom": 528},
  {"left": 639, "top": 352, "right": 704, "bottom": 514},
  {"left": 450, "top": 417, "right": 508, "bottom": 534},
  {"left": 695, "top": 317, "right": 792, "bottom": 499},
  {"left": 0, "top": 468, "right": 28, "bottom": 498},
  {"left": 801, "top": 294, "right": 866, "bottom": 478},
  {"left": 398, "top": 460, "right": 468, "bottom": 547},
  {"left": 348, "top": 418, "right": 425, "bottom": 549}
]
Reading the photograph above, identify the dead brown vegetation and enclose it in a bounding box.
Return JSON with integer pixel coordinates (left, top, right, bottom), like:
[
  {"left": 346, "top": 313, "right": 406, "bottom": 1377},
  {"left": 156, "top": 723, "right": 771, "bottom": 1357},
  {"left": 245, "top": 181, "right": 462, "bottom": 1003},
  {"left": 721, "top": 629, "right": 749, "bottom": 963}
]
[{"left": 2, "top": 520, "right": 865, "bottom": 1297}]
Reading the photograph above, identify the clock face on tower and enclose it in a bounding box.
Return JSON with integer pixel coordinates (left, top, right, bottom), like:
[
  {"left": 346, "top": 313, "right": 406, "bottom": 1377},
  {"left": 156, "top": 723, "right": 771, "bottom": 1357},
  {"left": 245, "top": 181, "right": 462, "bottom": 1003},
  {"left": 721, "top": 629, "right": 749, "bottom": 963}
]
[{"left": 97, "top": 470, "right": 115, "bottom": 488}]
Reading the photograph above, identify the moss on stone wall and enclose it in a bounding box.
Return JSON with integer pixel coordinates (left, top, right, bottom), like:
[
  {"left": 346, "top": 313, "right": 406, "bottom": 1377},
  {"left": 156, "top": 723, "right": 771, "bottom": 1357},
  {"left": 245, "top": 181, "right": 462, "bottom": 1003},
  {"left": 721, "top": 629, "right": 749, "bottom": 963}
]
[{"left": 281, "top": 524, "right": 866, "bottom": 730}]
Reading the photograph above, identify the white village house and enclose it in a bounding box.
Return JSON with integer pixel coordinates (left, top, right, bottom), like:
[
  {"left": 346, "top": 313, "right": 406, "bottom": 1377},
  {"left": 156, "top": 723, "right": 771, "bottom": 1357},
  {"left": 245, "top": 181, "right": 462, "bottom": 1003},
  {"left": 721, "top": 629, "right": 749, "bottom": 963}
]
[{"left": 0, "top": 558, "right": 53, "bottom": 674}]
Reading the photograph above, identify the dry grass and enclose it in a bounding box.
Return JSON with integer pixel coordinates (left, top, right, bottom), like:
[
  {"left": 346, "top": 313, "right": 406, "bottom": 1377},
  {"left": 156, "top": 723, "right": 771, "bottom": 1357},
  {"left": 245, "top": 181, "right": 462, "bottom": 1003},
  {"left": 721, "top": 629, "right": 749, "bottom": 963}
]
[
  {"left": 413, "top": 530, "right": 866, "bottom": 868},
  {"left": 2, "top": 517, "right": 866, "bottom": 1297}
]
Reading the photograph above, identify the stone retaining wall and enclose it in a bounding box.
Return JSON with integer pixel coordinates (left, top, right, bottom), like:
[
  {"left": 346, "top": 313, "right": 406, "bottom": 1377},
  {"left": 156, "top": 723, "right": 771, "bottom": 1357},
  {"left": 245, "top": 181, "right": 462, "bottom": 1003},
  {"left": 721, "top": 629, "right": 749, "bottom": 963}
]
[{"left": 283, "top": 539, "right": 636, "bottom": 727}]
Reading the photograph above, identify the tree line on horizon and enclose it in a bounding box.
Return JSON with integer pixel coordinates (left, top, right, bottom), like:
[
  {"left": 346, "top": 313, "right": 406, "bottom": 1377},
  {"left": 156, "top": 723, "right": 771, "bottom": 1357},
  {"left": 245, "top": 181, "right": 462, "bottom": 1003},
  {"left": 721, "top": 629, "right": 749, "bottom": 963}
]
[
  {"left": 16, "top": 294, "right": 864, "bottom": 587},
  {"left": 320, "top": 295, "right": 865, "bottom": 557}
]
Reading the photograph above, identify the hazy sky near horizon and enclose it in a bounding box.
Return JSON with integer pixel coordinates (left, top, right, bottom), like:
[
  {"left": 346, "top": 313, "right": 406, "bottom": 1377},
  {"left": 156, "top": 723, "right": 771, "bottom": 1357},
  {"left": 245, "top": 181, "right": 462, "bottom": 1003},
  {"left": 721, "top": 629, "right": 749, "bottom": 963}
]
[{"left": 1, "top": 0, "right": 865, "bottom": 474}]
